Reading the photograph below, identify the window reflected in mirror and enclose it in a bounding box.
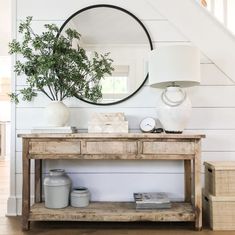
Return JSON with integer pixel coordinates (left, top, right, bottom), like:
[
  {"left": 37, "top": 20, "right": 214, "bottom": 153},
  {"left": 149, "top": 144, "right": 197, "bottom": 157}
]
[{"left": 59, "top": 5, "right": 152, "bottom": 105}]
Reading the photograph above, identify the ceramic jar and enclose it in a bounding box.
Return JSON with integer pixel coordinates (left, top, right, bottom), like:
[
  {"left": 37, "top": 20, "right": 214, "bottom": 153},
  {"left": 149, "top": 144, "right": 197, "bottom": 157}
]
[
  {"left": 70, "top": 187, "right": 90, "bottom": 207},
  {"left": 157, "top": 86, "right": 191, "bottom": 133},
  {"left": 44, "top": 169, "right": 71, "bottom": 209},
  {"left": 44, "top": 101, "right": 70, "bottom": 127}
]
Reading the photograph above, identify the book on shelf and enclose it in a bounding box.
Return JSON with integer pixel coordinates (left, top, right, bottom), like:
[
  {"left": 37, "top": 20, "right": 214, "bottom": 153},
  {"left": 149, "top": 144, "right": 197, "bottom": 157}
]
[
  {"left": 31, "top": 126, "right": 77, "bottom": 134},
  {"left": 133, "top": 192, "right": 171, "bottom": 210}
]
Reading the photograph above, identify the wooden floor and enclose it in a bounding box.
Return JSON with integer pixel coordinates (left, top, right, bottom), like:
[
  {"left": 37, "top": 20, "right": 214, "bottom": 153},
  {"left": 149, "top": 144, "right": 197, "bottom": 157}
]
[
  {"left": 1, "top": 160, "right": 235, "bottom": 235},
  {"left": 0, "top": 159, "right": 9, "bottom": 217}
]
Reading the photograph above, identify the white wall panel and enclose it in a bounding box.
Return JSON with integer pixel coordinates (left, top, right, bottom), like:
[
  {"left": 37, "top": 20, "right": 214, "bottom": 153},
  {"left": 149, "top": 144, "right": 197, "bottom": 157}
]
[
  {"left": 16, "top": 172, "right": 184, "bottom": 201},
  {"left": 16, "top": 63, "right": 231, "bottom": 87},
  {"left": 15, "top": 107, "right": 235, "bottom": 130},
  {"left": 202, "top": 152, "right": 235, "bottom": 171},
  {"left": 189, "top": 86, "right": 235, "bottom": 107},
  {"left": 15, "top": 85, "right": 235, "bottom": 108},
  {"left": 147, "top": 21, "right": 187, "bottom": 42},
  {"left": 16, "top": 20, "right": 187, "bottom": 44},
  {"left": 200, "top": 64, "right": 233, "bottom": 85},
  {"left": 17, "top": 0, "right": 165, "bottom": 21},
  {"left": 153, "top": 42, "right": 212, "bottom": 63},
  {"left": 15, "top": 85, "right": 157, "bottom": 108},
  {"left": 15, "top": 107, "right": 158, "bottom": 130},
  {"left": 200, "top": 130, "right": 235, "bottom": 151},
  {"left": 188, "top": 108, "right": 235, "bottom": 129},
  {"left": 15, "top": 173, "right": 35, "bottom": 197}
]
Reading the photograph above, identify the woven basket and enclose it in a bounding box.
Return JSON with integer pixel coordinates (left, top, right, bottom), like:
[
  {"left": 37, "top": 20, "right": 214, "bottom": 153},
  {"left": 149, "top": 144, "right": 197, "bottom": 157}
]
[
  {"left": 203, "top": 189, "right": 235, "bottom": 230},
  {"left": 204, "top": 161, "right": 235, "bottom": 196}
]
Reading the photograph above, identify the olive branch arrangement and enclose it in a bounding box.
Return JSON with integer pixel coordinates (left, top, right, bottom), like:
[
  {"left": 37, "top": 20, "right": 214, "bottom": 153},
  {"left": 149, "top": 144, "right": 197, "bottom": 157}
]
[{"left": 9, "top": 16, "right": 114, "bottom": 103}]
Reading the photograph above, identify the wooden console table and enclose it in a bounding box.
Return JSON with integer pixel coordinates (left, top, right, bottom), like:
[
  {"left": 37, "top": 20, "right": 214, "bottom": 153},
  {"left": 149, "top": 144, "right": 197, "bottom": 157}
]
[{"left": 19, "top": 133, "right": 205, "bottom": 231}]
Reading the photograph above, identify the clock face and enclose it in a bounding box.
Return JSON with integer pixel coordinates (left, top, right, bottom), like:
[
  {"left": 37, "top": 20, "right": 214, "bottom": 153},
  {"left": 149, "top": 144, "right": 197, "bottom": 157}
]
[{"left": 140, "top": 117, "right": 156, "bottom": 133}]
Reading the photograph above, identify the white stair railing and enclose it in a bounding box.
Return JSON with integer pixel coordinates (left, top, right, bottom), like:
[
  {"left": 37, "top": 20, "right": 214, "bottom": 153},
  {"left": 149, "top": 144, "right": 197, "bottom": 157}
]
[
  {"left": 200, "top": 0, "right": 235, "bottom": 35},
  {"left": 147, "top": 0, "right": 235, "bottom": 80}
]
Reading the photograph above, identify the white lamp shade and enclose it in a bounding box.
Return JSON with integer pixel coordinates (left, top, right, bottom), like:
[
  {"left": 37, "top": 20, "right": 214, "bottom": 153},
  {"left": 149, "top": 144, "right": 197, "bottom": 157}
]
[{"left": 149, "top": 45, "right": 200, "bottom": 88}]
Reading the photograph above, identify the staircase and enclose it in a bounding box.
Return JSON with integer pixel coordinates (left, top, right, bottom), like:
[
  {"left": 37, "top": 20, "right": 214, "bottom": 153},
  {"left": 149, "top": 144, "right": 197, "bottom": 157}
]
[
  {"left": 147, "top": 0, "right": 235, "bottom": 82},
  {"left": 202, "top": 0, "right": 235, "bottom": 35}
]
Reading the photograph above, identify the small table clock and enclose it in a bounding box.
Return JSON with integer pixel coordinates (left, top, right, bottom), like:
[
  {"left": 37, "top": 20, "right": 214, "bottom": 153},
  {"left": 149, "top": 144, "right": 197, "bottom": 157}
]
[{"left": 139, "top": 117, "right": 156, "bottom": 133}]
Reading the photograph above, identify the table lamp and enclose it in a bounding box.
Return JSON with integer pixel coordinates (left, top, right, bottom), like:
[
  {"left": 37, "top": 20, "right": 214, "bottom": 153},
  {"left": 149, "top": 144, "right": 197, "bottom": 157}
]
[{"left": 149, "top": 45, "right": 200, "bottom": 133}]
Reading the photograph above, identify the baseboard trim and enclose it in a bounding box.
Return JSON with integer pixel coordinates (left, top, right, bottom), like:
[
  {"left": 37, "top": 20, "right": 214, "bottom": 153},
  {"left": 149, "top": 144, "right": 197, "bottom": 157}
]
[
  {"left": 7, "top": 196, "right": 35, "bottom": 216},
  {"left": 6, "top": 196, "right": 17, "bottom": 216}
]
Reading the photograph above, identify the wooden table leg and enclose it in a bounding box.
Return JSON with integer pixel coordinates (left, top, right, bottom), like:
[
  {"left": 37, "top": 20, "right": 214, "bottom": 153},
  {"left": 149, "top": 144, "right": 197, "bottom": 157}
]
[
  {"left": 194, "top": 140, "right": 202, "bottom": 231},
  {"left": 22, "top": 139, "right": 30, "bottom": 231},
  {"left": 184, "top": 160, "right": 191, "bottom": 202},
  {"left": 35, "top": 159, "right": 42, "bottom": 203}
]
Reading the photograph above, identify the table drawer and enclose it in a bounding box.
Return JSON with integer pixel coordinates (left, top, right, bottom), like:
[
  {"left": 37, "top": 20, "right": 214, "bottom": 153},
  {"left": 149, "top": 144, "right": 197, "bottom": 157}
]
[
  {"left": 82, "top": 141, "right": 138, "bottom": 154},
  {"left": 142, "top": 141, "right": 195, "bottom": 155},
  {"left": 29, "top": 140, "right": 81, "bottom": 154}
]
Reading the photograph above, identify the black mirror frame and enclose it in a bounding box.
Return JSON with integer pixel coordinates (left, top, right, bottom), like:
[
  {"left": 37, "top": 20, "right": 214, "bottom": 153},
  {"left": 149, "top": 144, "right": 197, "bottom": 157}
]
[{"left": 58, "top": 4, "right": 153, "bottom": 106}]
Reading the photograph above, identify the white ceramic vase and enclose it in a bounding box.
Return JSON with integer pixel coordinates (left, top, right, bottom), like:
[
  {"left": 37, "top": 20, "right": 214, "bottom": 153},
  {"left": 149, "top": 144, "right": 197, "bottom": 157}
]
[
  {"left": 157, "top": 86, "right": 191, "bottom": 133},
  {"left": 44, "top": 169, "right": 71, "bottom": 209},
  {"left": 70, "top": 187, "right": 90, "bottom": 208},
  {"left": 44, "top": 101, "right": 70, "bottom": 127}
]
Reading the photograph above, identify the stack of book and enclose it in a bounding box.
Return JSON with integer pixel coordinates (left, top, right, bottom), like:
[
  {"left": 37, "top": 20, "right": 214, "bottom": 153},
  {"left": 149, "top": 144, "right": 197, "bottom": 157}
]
[
  {"left": 31, "top": 126, "right": 77, "bottom": 134},
  {"left": 133, "top": 192, "right": 171, "bottom": 210}
]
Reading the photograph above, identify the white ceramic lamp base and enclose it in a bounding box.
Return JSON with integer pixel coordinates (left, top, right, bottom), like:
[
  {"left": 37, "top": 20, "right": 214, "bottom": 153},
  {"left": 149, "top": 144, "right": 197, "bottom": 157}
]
[{"left": 157, "top": 86, "right": 191, "bottom": 133}]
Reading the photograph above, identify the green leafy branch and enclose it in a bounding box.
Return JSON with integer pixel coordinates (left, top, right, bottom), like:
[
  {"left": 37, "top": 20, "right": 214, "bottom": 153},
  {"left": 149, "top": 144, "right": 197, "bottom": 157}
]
[{"left": 9, "top": 16, "right": 114, "bottom": 103}]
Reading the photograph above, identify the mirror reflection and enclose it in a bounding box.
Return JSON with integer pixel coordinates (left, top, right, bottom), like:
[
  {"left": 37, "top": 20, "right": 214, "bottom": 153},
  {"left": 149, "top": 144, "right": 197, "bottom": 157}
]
[{"left": 59, "top": 5, "right": 152, "bottom": 104}]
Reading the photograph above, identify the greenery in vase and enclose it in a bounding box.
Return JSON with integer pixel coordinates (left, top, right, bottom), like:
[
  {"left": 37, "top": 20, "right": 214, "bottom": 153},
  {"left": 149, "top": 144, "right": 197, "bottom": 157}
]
[{"left": 9, "top": 16, "right": 114, "bottom": 103}]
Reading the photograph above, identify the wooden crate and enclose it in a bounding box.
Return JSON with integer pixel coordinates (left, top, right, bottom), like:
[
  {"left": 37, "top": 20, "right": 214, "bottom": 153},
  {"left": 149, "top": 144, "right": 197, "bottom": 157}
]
[
  {"left": 202, "top": 189, "right": 235, "bottom": 230},
  {"left": 204, "top": 161, "right": 235, "bottom": 196}
]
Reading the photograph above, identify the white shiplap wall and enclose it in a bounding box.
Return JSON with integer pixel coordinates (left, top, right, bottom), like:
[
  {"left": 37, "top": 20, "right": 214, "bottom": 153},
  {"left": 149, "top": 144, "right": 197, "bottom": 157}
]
[{"left": 8, "top": 0, "right": 235, "bottom": 215}]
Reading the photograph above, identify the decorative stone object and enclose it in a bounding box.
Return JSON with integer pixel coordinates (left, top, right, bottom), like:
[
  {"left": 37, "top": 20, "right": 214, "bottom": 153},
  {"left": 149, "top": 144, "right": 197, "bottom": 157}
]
[
  {"left": 44, "top": 169, "right": 71, "bottom": 209},
  {"left": 88, "top": 112, "right": 128, "bottom": 133},
  {"left": 70, "top": 187, "right": 90, "bottom": 207}
]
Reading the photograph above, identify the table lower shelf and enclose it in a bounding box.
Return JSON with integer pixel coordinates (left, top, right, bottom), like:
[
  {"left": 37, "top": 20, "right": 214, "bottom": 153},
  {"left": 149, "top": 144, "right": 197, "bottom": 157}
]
[{"left": 29, "top": 202, "right": 195, "bottom": 222}]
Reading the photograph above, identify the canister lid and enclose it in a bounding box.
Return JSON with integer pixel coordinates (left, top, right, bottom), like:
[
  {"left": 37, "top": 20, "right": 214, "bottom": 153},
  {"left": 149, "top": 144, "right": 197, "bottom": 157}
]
[
  {"left": 49, "top": 169, "right": 65, "bottom": 176},
  {"left": 71, "top": 187, "right": 89, "bottom": 194},
  {"left": 44, "top": 169, "right": 71, "bottom": 186}
]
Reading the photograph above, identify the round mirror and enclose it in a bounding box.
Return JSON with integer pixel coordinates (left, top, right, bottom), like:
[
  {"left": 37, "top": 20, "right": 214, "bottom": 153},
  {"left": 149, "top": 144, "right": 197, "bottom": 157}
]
[{"left": 59, "top": 4, "right": 153, "bottom": 105}]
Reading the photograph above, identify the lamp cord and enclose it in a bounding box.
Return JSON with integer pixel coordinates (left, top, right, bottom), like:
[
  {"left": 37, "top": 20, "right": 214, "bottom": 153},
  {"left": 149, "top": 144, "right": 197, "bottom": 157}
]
[{"left": 161, "top": 87, "right": 186, "bottom": 107}]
